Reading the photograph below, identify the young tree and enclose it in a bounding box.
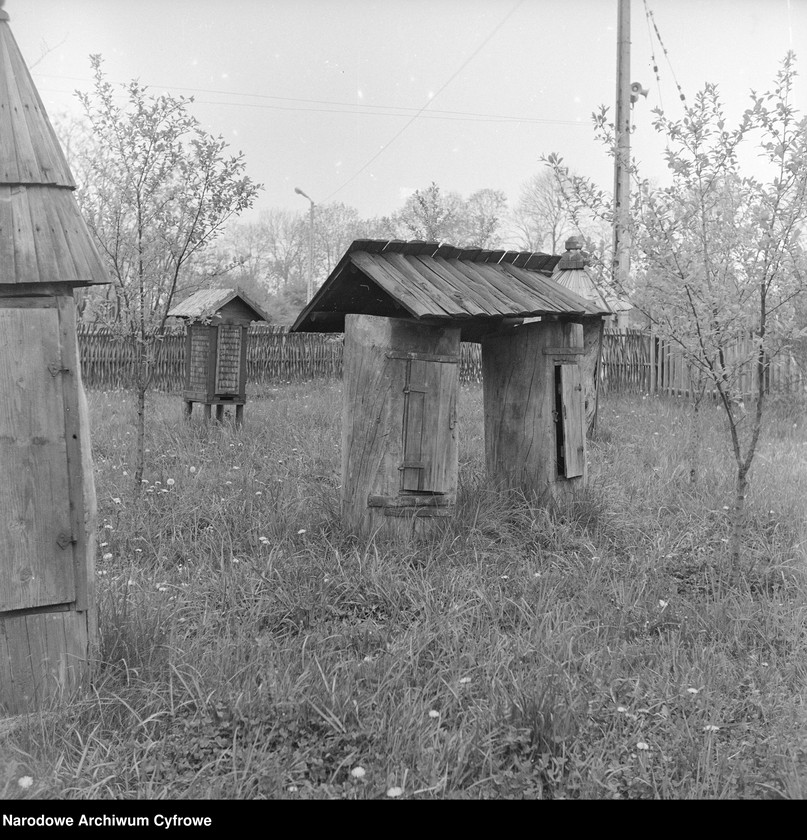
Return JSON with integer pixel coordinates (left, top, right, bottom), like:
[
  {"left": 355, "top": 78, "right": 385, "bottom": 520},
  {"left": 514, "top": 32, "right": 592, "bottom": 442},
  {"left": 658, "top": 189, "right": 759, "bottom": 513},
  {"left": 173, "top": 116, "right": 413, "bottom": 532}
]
[
  {"left": 547, "top": 53, "right": 807, "bottom": 571},
  {"left": 394, "top": 182, "right": 463, "bottom": 242},
  {"left": 74, "top": 55, "right": 261, "bottom": 483}
]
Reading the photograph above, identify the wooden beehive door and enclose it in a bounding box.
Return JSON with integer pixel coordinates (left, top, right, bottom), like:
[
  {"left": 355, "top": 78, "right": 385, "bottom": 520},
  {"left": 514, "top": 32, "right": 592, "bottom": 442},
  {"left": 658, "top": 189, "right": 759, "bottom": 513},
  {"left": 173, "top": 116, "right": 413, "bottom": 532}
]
[
  {"left": 558, "top": 363, "right": 585, "bottom": 478},
  {"left": 187, "top": 325, "right": 213, "bottom": 397},
  {"left": 400, "top": 355, "right": 458, "bottom": 493},
  {"left": 215, "top": 325, "right": 242, "bottom": 395},
  {"left": 0, "top": 302, "right": 77, "bottom": 612}
]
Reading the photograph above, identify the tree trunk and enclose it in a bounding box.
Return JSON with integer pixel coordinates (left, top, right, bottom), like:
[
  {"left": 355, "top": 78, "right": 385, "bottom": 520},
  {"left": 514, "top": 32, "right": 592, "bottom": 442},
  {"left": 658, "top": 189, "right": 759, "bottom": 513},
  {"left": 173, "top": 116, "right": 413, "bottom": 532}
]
[
  {"left": 729, "top": 468, "right": 749, "bottom": 573},
  {"left": 134, "top": 383, "right": 146, "bottom": 486}
]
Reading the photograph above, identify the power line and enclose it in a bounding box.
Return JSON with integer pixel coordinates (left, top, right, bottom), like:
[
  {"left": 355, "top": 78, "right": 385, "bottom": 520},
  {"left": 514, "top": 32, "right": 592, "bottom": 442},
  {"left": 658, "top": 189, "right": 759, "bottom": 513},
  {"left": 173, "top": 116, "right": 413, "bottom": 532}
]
[
  {"left": 36, "top": 73, "right": 584, "bottom": 127},
  {"left": 642, "top": 0, "right": 665, "bottom": 112},
  {"left": 643, "top": 0, "right": 687, "bottom": 106},
  {"left": 322, "top": 0, "right": 527, "bottom": 203}
]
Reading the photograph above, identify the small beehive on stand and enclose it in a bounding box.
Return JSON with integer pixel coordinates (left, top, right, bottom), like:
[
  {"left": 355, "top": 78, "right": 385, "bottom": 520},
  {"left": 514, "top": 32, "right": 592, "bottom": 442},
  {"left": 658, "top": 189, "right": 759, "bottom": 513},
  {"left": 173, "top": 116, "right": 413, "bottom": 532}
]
[
  {"left": 552, "top": 237, "right": 613, "bottom": 434},
  {"left": 0, "top": 2, "right": 110, "bottom": 714},
  {"left": 292, "top": 240, "right": 610, "bottom": 537},
  {"left": 168, "top": 288, "right": 270, "bottom": 426}
]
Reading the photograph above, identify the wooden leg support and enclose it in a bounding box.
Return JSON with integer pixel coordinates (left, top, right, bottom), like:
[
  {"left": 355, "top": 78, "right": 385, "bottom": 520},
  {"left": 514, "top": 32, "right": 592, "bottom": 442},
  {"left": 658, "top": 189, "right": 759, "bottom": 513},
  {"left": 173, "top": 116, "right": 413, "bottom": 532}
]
[
  {"left": 203, "top": 404, "right": 212, "bottom": 422},
  {"left": 215, "top": 404, "right": 225, "bottom": 422},
  {"left": 184, "top": 400, "right": 193, "bottom": 420},
  {"left": 235, "top": 404, "right": 244, "bottom": 428}
]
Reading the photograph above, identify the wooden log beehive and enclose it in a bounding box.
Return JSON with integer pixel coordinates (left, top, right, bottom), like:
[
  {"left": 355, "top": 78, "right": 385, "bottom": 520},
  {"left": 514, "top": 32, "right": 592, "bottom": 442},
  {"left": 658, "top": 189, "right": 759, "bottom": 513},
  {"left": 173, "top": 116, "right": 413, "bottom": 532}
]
[{"left": 0, "top": 2, "right": 109, "bottom": 714}]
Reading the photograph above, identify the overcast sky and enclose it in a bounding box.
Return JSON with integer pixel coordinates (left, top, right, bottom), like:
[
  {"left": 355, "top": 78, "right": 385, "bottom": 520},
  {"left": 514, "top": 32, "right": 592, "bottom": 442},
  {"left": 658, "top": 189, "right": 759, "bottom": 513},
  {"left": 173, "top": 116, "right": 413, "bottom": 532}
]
[{"left": 9, "top": 0, "right": 807, "bottom": 223}]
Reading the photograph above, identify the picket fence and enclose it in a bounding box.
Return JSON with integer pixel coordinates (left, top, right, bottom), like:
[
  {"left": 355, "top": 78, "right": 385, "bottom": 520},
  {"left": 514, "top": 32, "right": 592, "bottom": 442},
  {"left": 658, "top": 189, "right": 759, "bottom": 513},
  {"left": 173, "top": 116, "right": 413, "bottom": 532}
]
[{"left": 76, "top": 325, "right": 804, "bottom": 397}]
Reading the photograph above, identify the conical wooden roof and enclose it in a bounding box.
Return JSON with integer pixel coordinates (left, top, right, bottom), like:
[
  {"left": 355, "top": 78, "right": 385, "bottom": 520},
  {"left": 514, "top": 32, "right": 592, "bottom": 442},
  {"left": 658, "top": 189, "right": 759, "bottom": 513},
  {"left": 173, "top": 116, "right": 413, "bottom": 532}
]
[
  {"left": 0, "top": 3, "right": 109, "bottom": 286},
  {"left": 552, "top": 237, "right": 613, "bottom": 314}
]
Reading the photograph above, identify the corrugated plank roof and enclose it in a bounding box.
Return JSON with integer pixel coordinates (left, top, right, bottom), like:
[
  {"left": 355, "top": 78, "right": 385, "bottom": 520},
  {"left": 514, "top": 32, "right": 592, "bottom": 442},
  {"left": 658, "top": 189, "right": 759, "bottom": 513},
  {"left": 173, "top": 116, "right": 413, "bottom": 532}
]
[
  {"left": 168, "top": 288, "right": 270, "bottom": 322},
  {"left": 291, "top": 239, "right": 610, "bottom": 342},
  {"left": 0, "top": 6, "right": 109, "bottom": 287}
]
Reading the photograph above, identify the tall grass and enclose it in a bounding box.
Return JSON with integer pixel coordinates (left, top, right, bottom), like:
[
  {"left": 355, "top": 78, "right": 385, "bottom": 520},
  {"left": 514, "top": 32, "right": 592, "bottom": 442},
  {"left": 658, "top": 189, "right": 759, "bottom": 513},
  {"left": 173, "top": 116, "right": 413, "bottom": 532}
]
[{"left": 3, "top": 384, "right": 807, "bottom": 799}]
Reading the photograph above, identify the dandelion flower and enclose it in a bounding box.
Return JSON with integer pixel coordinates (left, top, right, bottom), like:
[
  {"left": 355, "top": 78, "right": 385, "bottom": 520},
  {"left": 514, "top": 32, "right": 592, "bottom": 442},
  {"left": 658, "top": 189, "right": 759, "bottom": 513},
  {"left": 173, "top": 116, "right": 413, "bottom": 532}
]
[
  {"left": 459, "top": 676, "right": 471, "bottom": 685},
  {"left": 687, "top": 688, "right": 699, "bottom": 695},
  {"left": 102, "top": 553, "right": 113, "bottom": 561},
  {"left": 386, "top": 786, "right": 403, "bottom": 798},
  {"left": 112, "top": 498, "right": 121, "bottom": 505},
  {"left": 703, "top": 725, "right": 720, "bottom": 732},
  {"left": 658, "top": 599, "right": 668, "bottom": 608},
  {"left": 189, "top": 466, "right": 196, "bottom": 473},
  {"left": 288, "top": 785, "right": 298, "bottom": 792},
  {"left": 166, "top": 478, "right": 175, "bottom": 486},
  {"left": 350, "top": 767, "right": 366, "bottom": 779},
  {"left": 17, "top": 776, "right": 33, "bottom": 789},
  {"left": 297, "top": 529, "right": 307, "bottom": 535},
  {"left": 428, "top": 710, "right": 440, "bottom": 719},
  {"left": 617, "top": 706, "right": 627, "bottom": 713},
  {"left": 636, "top": 742, "right": 650, "bottom": 751}
]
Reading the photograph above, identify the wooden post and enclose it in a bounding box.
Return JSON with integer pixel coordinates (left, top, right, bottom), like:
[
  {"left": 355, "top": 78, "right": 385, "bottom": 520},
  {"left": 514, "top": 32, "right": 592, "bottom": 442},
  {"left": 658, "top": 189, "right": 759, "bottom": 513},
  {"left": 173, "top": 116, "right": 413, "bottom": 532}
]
[
  {"left": 482, "top": 320, "right": 586, "bottom": 504},
  {"left": 341, "top": 314, "right": 460, "bottom": 540},
  {"left": 579, "top": 315, "right": 604, "bottom": 435},
  {"left": 613, "top": 0, "right": 632, "bottom": 290}
]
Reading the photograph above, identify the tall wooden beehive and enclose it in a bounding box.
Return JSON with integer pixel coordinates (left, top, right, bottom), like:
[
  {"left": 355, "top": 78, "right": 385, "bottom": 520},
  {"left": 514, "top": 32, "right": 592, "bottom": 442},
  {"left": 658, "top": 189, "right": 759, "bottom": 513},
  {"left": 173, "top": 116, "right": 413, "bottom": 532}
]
[
  {"left": 168, "top": 289, "right": 269, "bottom": 426},
  {"left": 292, "top": 240, "right": 610, "bottom": 538},
  {"left": 0, "top": 3, "right": 109, "bottom": 714},
  {"left": 552, "top": 237, "right": 613, "bottom": 434}
]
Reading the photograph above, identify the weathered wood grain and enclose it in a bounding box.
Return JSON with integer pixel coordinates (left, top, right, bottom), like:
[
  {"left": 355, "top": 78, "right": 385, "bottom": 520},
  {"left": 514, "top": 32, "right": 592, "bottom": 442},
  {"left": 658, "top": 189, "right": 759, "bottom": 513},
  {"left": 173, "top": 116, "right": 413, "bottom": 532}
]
[
  {"left": 342, "top": 314, "right": 460, "bottom": 539},
  {"left": 482, "top": 321, "right": 587, "bottom": 501}
]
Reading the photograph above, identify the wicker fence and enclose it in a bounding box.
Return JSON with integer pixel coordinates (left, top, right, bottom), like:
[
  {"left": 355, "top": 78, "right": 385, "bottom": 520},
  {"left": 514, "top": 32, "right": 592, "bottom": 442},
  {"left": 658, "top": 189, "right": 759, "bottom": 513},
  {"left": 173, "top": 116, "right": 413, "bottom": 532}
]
[{"left": 77, "top": 325, "right": 803, "bottom": 396}]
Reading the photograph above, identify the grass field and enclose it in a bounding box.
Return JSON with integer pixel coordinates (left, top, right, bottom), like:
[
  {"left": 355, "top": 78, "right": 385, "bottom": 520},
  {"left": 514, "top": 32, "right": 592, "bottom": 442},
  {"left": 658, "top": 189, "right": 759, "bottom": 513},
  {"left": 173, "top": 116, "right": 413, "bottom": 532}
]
[{"left": 3, "top": 382, "right": 807, "bottom": 799}]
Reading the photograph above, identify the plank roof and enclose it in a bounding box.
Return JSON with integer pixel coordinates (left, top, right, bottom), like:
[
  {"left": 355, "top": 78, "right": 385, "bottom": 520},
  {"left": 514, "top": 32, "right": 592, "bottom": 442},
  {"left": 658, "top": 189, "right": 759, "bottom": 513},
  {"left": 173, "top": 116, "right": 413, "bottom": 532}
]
[
  {"left": 0, "top": 4, "right": 109, "bottom": 286},
  {"left": 290, "top": 239, "right": 610, "bottom": 342},
  {"left": 168, "top": 288, "right": 270, "bottom": 323}
]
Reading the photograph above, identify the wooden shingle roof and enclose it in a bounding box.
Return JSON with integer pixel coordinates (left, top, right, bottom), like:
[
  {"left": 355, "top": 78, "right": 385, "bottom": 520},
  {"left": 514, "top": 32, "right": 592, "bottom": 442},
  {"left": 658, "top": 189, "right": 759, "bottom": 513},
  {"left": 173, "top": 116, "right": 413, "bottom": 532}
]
[
  {"left": 291, "top": 239, "right": 610, "bottom": 342},
  {"left": 168, "top": 288, "right": 270, "bottom": 323},
  {"left": 0, "top": 4, "right": 109, "bottom": 286},
  {"left": 552, "top": 237, "right": 613, "bottom": 313}
]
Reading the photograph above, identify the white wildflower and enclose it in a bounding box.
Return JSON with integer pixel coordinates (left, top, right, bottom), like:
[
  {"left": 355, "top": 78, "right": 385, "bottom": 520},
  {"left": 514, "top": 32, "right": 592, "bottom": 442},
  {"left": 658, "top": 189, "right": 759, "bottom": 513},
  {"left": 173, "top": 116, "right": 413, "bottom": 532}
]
[
  {"left": 386, "top": 786, "right": 403, "bottom": 798},
  {"left": 350, "top": 767, "right": 366, "bottom": 779}
]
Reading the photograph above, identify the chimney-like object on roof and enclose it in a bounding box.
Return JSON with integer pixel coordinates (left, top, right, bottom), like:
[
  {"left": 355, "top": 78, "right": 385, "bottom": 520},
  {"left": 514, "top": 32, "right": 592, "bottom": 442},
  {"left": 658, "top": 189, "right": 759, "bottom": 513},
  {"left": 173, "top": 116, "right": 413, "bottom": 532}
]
[{"left": 0, "top": 1, "right": 108, "bottom": 714}]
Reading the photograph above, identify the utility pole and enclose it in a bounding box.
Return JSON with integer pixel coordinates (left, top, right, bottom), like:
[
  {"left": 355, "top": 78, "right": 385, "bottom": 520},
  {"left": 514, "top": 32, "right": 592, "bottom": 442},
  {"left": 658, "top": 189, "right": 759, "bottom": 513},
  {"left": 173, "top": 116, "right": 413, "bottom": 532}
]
[{"left": 612, "top": 0, "right": 631, "bottom": 290}]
